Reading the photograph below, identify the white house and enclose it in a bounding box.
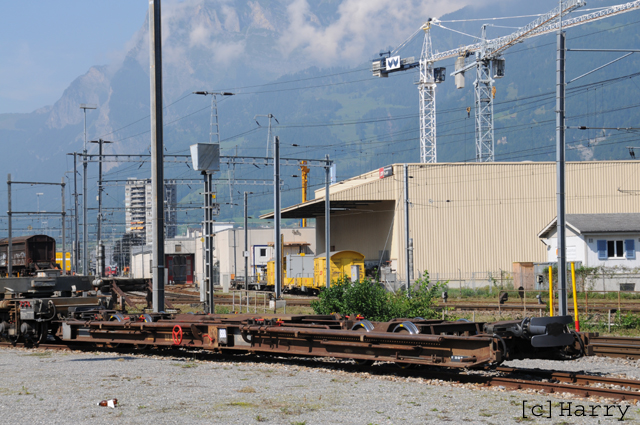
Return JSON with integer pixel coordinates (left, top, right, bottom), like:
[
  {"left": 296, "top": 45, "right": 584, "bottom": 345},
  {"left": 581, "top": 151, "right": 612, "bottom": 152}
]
[{"left": 538, "top": 213, "right": 640, "bottom": 268}]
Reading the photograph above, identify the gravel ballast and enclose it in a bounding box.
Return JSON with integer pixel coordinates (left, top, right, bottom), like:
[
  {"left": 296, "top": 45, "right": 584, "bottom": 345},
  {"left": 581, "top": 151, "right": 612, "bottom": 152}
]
[{"left": 0, "top": 347, "right": 638, "bottom": 424}]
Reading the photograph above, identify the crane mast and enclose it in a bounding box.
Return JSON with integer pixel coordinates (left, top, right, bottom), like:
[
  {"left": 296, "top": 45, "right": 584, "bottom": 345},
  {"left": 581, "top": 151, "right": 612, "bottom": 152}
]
[
  {"left": 474, "top": 25, "right": 495, "bottom": 162},
  {"left": 373, "top": 0, "right": 640, "bottom": 163},
  {"left": 419, "top": 22, "right": 437, "bottom": 163}
]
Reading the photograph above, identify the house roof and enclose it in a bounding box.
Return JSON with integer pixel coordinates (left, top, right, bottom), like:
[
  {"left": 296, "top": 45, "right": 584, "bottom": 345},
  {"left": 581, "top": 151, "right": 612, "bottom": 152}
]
[{"left": 538, "top": 213, "right": 640, "bottom": 238}]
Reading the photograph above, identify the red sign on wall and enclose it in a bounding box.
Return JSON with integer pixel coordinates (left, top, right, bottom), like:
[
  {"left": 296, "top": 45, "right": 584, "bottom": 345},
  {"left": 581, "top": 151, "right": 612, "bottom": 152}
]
[{"left": 379, "top": 165, "right": 393, "bottom": 179}]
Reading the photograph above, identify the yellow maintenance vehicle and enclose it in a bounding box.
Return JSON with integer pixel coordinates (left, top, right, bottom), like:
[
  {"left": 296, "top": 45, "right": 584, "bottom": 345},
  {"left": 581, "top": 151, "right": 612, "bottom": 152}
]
[{"left": 266, "top": 250, "right": 365, "bottom": 295}]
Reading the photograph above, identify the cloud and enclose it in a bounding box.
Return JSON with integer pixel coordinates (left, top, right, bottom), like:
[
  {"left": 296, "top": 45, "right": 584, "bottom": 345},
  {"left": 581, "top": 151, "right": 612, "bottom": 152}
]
[
  {"left": 278, "top": 0, "right": 494, "bottom": 65},
  {"left": 190, "top": 24, "right": 213, "bottom": 47}
]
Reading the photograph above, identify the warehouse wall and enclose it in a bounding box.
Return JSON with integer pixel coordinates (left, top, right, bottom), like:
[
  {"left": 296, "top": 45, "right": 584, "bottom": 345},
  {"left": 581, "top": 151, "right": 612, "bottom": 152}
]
[{"left": 312, "top": 161, "right": 640, "bottom": 282}]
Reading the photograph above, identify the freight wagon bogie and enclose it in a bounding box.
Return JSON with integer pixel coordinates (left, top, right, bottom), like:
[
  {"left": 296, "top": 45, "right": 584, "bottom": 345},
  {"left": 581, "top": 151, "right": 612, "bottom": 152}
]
[{"left": 0, "top": 273, "right": 103, "bottom": 345}]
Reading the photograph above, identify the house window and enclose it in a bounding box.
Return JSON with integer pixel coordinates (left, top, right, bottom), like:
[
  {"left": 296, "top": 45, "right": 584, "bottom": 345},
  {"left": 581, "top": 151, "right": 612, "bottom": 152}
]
[
  {"left": 597, "top": 239, "right": 636, "bottom": 260},
  {"left": 620, "top": 283, "right": 636, "bottom": 292},
  {"left": 607, "top": 240, "right": 624, "bottom": 258}
]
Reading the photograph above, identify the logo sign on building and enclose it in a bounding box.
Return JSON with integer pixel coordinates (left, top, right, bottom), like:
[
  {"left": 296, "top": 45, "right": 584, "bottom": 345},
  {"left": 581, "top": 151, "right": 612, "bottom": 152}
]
[
  {"left": 386, "top": 56, "right": 401, "bottom": 71},
  {"left": 379, "top": 165, "right": 393, "bottom": 179}
]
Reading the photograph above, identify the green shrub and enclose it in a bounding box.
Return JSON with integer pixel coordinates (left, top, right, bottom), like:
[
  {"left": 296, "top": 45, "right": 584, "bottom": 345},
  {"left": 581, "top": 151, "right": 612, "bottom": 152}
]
[
  {"left": 616, "top": 311, "right": 640, "bottom": 329},
  {"left": 311, "top": 271, "right": 443, "bottom": 322}
]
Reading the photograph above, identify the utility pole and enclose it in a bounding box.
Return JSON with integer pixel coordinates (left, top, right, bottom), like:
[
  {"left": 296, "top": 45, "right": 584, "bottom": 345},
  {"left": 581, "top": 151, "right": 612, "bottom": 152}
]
[
  {"left": 90, "top": 138, "right": 112, "bottom": 277},
  {"left": 73, "top": 152, "right": 79, "bottom": 273},
  {"left": 7, "top": 174, "right": 11, "bottom": 276},
  {"left": 150, "top": 0, "right": 165, "bottom": 312},
  {"left": 325, "top": 155, "right": 331, "bottom": 289},
  {"left": 233, "top": 225, "right": 237, "bottom": 283},
  {"left": 61, "top": 177, "right": 66, "bottom": 274},
  {"left": 255, "top": 114, "right": 279, "bottom": 158},
  {"left": 274, "top": 136, "right": 282, "bottom": 299},
  {"left": 193, "top": 90, "right": 233, "bottom": 313},
  {"left": 404, "top": 163, "right": 411, "bottom": 295},
  {"left": 80, "top": 103, "right": 96, "bottom": 275},
  {"left": 244, "top": 191, "right": 250, "bottom": 291},
  {"left": 556, "top": 27, "right": 568, "bottom": 316}
]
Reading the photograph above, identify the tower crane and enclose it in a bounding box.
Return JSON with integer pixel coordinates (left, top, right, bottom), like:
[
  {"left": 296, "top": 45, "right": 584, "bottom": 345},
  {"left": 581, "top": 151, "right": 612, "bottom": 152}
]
[
  {"left": 373, "top": 0, "right": 640, "bottom": 163},
  {"left": 299, "top": 161, "right": 310, "bottom": 227}
]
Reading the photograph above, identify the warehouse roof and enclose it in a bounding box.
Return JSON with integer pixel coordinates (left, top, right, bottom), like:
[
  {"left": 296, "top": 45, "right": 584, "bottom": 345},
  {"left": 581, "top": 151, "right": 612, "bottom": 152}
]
[
  {"left": 259, "top": 199, "right": 383, "bottom": 219},
  {"left": 538, "top": 213, "right": 640, "bottom": 238}
]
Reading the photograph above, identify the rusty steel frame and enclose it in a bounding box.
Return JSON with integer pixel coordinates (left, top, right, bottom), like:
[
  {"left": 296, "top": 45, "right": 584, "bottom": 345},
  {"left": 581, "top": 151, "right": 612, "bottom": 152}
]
[{"left": 60, "top": 314, "right": 503, "bottom": 368}]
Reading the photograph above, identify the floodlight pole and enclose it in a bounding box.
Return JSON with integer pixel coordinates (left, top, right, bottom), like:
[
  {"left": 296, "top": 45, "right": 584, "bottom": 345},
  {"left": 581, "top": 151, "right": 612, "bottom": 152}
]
[
  {"left": 193, "top": 90, "right": 234, "bottom": 313},
  {"left": 80, "top": 103, "right": 97, "bottom": 275},
  {"left": 90, "top": 138, "right": 112, "bottom": 278}
]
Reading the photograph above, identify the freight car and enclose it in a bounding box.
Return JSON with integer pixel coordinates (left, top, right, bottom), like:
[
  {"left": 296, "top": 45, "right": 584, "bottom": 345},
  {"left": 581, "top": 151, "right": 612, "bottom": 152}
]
[
  {"left": 0, "top": 271, "right": 99, "bottom": 344},
  {"left": 0, "top": 235, "right": 58, "bottom": 277},
  {"left": 56, "top": 313, "right": 584, "bottom": 368},
  {"left": 265, "top": 251, "right": 366, "bottom": 294},
  {"left": 0, "top": 271, "right": 156, "bottom": 345}
]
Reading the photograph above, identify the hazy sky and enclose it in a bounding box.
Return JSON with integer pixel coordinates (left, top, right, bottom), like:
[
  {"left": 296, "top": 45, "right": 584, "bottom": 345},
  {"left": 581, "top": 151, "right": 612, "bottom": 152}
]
[{"left": 0, "top": 2, "right": 149, "bottom": 114}]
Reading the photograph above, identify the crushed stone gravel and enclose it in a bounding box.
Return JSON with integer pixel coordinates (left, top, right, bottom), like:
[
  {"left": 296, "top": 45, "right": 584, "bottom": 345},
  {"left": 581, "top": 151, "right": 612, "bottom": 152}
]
[{"left": 0, "top": 347, "right": 638, "bottom": 424}]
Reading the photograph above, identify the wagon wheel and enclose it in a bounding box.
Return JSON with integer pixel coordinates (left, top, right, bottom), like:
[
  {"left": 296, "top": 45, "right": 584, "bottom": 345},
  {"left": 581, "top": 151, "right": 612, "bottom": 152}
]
[
  {"left": 134, "top": 314, "right": 154, "bottom": 350},
  {"left": 106, "top": 313, "right": 125, "bottom": 348},
  {"left": 392, "top": 321, "right": 420, "bottom": 369},
  {"left": 351, "top": 320, "right": 375, "bottom": 366}
]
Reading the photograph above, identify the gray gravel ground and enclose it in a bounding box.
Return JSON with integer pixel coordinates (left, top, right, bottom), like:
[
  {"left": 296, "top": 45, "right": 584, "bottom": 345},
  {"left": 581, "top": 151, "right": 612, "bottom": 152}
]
[{"left": 0, "top": 347, "right": 639, "bottom": 424}]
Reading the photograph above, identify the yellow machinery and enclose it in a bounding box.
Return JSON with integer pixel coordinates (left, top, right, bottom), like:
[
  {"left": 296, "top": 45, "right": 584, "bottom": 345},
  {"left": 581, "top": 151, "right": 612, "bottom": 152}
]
[
  {"left": 314, "top": 251, "right": 365, "bottom": 290},
  {"left": 266, "top": 255, "right": 313, "bottom": 292},
  {"left": 266, "top": 250, "right": 365, "bottom": 294}
]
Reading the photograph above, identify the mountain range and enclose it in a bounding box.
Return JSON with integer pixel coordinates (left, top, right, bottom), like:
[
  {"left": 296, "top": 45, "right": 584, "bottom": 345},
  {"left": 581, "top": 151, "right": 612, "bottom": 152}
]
[{"left": 1, "top": 0, "right": 639, "bottom": 236}]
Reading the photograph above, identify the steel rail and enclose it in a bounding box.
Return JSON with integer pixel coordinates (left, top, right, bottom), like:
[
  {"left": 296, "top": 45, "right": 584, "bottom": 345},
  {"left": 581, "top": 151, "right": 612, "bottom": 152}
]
[
  {"left": 587, "top": 336, "right": 640, "bottom": 359},
  {"left": 496, "top": 366, "right": 640, "bottom": 390}
]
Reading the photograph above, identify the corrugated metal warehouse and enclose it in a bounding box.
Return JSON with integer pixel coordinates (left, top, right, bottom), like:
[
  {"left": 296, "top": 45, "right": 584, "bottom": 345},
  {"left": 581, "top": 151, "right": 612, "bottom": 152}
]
[{"left": 270, "top": 161, "right": 639, "bottom": 284}]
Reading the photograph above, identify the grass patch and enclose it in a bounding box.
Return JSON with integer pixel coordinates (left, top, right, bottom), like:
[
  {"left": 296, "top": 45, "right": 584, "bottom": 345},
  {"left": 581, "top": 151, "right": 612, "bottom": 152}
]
[
  {"left": 22, "top": 352, "right": 51, "bottom": 358},
  {"left": 171, "top": 361, "right": 198, "bottom": 369},
  {"left": 227, "top": 401, "right": 258, "bottom": 408}
]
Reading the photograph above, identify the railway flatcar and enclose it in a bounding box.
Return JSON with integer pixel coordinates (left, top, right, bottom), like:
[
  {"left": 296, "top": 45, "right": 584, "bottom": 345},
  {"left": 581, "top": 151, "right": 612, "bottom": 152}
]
[{"left": 0, "top": 235, "right": 58, "bottom": 276}]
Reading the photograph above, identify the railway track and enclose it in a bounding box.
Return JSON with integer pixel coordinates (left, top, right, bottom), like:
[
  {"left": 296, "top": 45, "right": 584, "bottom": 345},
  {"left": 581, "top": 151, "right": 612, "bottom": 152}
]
[
  {"left": 439, "top": 302, "right": 640, "bottom": 313},
  {"left": 126, "top": 290, "right": 315, "bottom": 307},
  {"left": 586, "top": 335, "right": 640, "bottom": 359}
]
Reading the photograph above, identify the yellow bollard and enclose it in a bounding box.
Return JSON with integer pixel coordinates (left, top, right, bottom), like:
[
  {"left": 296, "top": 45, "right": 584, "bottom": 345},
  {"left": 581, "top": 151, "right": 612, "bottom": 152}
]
[
  {"left": 549, "top": 265, "right": 554, "bottom": 317},
  {"left": 571, "top": 262, "right": 580, "bottom": 331}
]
